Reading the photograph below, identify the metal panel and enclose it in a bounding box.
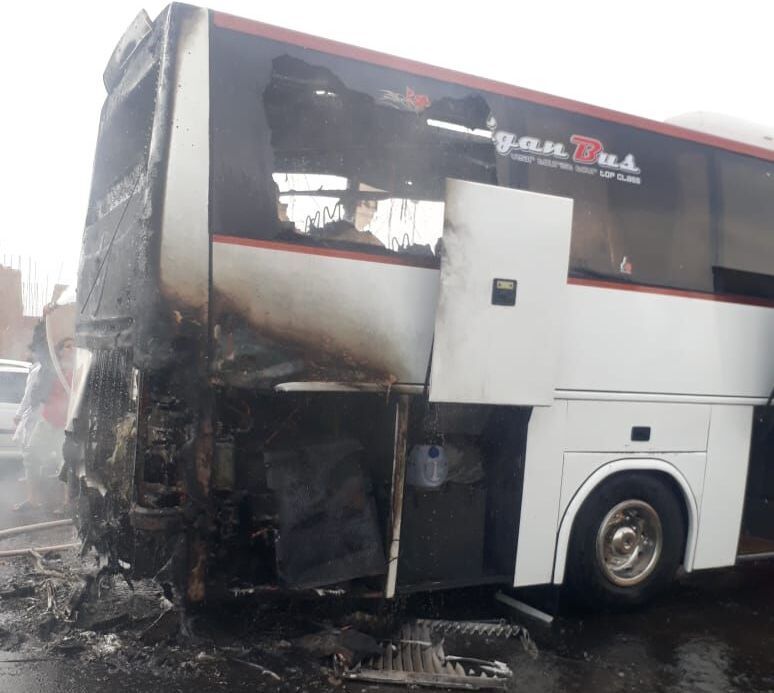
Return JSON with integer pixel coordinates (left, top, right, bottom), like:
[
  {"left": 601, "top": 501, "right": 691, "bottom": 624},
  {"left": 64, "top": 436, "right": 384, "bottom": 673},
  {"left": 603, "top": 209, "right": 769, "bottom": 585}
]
[
  {"left": 265, "top": 440, "right": 386, "bottom": 588},
  {"left": 385, "top": 396, "right": 409, "bottom": 599},
  {"left": 565, "top": 400, "right": 711, "bottom": 453},
  {"left": 693, "top": 405, "right": 754, "bottom": 569},
  {"left": 160, "top": 7, "right": 211, "bottom": 311},
  {"left": 558, "top": 283, "right": 774, "bottom": 399},
  {"left": 559, "top": 452, "right": 707, "bottom": 522},
  {"left": 212, "top": 242, "right": 439, "bottom": 384},
  {"left": 513, "top": 401, "right": 567, "bottom": 587},
  {"left": 430, "top": 180, "right": 573, "bottom": 406}
]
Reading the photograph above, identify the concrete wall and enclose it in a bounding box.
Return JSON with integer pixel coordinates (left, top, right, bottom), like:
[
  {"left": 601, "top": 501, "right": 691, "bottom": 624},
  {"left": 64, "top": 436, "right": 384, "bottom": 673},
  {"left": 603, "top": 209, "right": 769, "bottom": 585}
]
[{"left": 0, "top": 266, "right": 32, "bottom": 360}]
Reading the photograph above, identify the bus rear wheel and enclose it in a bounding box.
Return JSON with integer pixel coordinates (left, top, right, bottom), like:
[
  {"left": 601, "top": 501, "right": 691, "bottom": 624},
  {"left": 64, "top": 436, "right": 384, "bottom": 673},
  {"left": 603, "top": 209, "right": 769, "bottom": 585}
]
[{"left": 566, "top": 473, "right": 685, "bottom": 609}]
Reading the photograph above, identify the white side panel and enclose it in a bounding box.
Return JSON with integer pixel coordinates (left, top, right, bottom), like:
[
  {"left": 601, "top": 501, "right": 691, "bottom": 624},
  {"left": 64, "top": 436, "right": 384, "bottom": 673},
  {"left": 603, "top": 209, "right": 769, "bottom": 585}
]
[
  {"left": 514, "top": 401, "right": 567, "bottom": 587},
  {"left": 212, "top": 248, "right": 774, "bottom": 397},
  {"left": 159, "top": 8, "right": 210, "bottom": 310},
  {"left": 565, "top": 401, "right": 710, "bottom": 453},
  {"left": 430, "top": 180, "right": 573, "bottom": 405},
  {"left": 559, "top": 283, "right": 774, "bottom": 398},
  {"left": 693, "top": 405, "right": 754, "bottom": 569},
  {"left": 559, "top": 452, "right": 707, "bottom": 521},
  {"left": 212, "top": 243, "right": 440, "bottom": 384}
]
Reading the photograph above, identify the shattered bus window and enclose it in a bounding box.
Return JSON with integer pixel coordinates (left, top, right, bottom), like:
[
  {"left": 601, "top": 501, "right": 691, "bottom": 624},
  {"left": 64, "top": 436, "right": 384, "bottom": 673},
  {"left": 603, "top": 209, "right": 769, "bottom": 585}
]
[{"left": 272, "top": 174, "right": 445, "bottom": 254}]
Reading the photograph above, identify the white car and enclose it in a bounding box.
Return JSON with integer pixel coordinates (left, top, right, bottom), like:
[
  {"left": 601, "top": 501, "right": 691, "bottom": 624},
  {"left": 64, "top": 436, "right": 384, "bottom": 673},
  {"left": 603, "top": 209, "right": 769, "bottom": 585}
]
[{"left": 0, "top": 359, "right": 31, "bottom": 469}]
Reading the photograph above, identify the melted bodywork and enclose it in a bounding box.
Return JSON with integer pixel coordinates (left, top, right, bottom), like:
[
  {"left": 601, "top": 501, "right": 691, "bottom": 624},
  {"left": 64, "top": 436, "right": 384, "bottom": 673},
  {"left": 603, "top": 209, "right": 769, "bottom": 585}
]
[{"left": 68, "top": 3, "right": 530, "bottom": 605}]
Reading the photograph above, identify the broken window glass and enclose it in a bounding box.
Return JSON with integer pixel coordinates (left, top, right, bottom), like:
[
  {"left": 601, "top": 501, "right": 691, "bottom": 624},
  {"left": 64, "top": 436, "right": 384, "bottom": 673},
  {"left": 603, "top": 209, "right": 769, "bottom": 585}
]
[{"left": 210, "top": 32, "right": 496, "bottom": 261}]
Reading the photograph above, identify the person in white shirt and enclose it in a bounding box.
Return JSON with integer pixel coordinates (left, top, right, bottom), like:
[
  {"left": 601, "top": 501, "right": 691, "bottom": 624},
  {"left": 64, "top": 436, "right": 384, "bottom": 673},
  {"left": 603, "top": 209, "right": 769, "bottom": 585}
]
[
  {"left": 13, "top": 361, "right": 41, "bottom": 450},
  {"left": 12, "top": 323, "right": 50, "bottom": 511}
]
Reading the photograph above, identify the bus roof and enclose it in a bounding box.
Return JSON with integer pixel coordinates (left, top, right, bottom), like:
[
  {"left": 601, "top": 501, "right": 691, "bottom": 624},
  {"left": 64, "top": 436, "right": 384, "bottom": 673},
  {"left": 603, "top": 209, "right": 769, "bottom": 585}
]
[{"left": 213, "top": 10, "right": 774, "bottom": 165}]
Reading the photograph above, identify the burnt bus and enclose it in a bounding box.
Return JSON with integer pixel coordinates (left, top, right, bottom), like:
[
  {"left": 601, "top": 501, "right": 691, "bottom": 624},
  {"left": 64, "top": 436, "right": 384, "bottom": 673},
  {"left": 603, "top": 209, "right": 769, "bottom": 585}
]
[{"left": 69, "top": 3, "right": 774, "bottom": 606}]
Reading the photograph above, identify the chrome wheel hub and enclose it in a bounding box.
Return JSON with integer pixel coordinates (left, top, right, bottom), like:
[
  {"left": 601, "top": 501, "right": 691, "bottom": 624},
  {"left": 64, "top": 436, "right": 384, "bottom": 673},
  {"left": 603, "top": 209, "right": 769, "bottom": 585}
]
[{"left": 596, "top": 500, "right": 663, "bottom": 586}]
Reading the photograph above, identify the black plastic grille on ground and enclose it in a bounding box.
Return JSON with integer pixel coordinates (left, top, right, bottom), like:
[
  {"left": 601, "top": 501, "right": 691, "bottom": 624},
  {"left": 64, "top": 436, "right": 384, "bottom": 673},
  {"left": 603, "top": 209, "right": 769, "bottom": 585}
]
[
  {"left": 342, "top": 622, "right": 512, "bottom": 690},
  {"left": 417, "top": 618, "right": 530, "bottom": 640}
]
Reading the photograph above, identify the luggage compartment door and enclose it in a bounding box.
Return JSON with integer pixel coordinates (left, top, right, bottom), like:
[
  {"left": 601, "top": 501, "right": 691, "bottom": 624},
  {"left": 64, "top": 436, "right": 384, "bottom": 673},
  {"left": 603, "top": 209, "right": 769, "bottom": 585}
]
[{"left": 429, "top": 180, "right": 573, "bottom": 406}]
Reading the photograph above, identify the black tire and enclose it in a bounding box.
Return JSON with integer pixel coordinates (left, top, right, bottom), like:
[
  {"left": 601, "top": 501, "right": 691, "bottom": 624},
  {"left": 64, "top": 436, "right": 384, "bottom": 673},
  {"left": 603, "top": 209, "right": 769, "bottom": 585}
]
[{"left": 566, "top": 472, "right": 685, "bottom": 609}]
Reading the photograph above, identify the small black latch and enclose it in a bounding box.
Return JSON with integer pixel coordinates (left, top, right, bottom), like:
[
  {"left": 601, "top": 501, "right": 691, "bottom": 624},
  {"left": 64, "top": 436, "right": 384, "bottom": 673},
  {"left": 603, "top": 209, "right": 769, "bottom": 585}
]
[
  {"left": 491, "top": 278, "right": 517, "bottom": 306},
  {"left": 631, "top": 426, "right": 651, "bottom": 442}
]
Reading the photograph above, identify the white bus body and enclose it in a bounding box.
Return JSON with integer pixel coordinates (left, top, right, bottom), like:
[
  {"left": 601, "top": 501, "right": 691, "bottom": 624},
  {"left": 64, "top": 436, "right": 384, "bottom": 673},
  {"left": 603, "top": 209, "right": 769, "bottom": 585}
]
[{"left": 70, "top": 4, "right": 774, "bottom": 607}]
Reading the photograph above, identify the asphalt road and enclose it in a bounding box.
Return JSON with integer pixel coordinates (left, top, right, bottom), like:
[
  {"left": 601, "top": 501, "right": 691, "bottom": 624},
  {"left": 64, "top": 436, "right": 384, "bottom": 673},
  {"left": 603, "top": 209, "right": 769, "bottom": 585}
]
[{"left": 0, "top": 475, "right": 772, "bottom": 693}]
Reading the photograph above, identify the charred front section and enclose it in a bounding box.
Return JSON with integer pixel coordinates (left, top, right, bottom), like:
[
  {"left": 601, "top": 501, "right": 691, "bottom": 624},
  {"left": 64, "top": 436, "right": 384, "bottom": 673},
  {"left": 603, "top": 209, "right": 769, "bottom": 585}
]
[
  {"left": 69, "top": 4, "right": 214, "bottom": 599},
  {"left": 73, "top": 344, "right": 529, "bottom": 598},
  {"left": 141, "top": 388, "right": 529, "bottom": 596},
  {"left": 70, "top": 5, "right": 535, "bottom": 603}
]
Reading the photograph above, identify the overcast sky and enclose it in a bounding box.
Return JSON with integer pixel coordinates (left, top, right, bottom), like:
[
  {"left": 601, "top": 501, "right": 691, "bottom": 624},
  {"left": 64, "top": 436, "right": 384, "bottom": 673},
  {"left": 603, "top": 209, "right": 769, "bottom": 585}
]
[{"left": 0, "top": 0, "right": 771, "bottom": 288}]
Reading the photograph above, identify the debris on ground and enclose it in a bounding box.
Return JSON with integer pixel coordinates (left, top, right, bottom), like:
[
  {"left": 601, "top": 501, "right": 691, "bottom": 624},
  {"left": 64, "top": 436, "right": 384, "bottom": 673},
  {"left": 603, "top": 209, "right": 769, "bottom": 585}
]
[
  {"left": 294, "top": 626, "right": 384, "bottom": 667},
  {"left": 139, "top": 604, "right": 180, "bottom": 644},
  {"left": 495, "top": 590, "right": 555, "bottom": 626},
  {"left": 418, "top": 617, "right": 530, "bottom": 640},
  {"left": 0, "top": 523, "right": 538, "bottom": 690},
  {"left": 417, "top": 618, "right": 539, "bottom": 659},
  {"left": 0, "top": 519, "right": 74, "bottom": 541},
  {"left": 341, "top": 621, "right": 514, "bottom": 689},
  {"left": 230, "top": 656, "right": 282, "bottom": 681}
]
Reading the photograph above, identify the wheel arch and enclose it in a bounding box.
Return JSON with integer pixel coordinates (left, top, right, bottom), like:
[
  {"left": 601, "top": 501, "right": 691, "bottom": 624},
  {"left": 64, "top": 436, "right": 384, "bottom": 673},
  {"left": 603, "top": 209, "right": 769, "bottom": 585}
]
[{"left": 552, "top": 458, "right": 699, "bottom": 584}]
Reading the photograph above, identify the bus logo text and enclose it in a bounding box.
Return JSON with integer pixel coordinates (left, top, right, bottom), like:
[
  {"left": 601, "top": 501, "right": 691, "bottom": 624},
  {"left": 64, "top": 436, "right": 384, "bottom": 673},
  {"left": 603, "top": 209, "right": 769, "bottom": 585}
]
[{"left": 492, "top": 129, "right": 642, "bottom": 184}]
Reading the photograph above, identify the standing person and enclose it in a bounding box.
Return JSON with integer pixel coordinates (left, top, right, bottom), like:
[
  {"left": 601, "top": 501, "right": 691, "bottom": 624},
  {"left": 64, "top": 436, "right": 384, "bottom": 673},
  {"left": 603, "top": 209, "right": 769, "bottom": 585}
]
[
  {"left": 12, "top": 323, "right": 50, "bottom": 512},
  {"left": 15, "top": 337, "right": 74, "bottom": 512},
  {"left": 13, "top": 363, "right": 42, "bottom": 465}
]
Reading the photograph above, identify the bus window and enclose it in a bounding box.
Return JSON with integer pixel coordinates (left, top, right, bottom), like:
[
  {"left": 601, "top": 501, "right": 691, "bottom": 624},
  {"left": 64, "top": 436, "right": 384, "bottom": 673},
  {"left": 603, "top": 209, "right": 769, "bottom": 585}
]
[
  {"left": 716, "top": 153, "right": 774, "bottom": 277},
  {"left": 514, "top": 104, "right": 714, "bottom": 293},
  {"left": 396, "top": 89, "right": 716, "bottom": 292},
  {"left": 211, "top": 36, "right": 495, "bottom": 258},
  {"left": 260, "top": 55, "right": 494, "bottom": 257},
  {"left": 663, "top": 151, "right": 714, "bottom": 290},
  {"left": 604, "top": 144, "right": 713, "bottom": 293},
  {"left": 272, "top": 173, "right": 348, "bottom": 234},
  {"left": 271, "top": 174, "right": 444, "bottom": 254},
  {"left": 211, "top": 28, "right": 719, "bottom": 292},
  {"left": 366, "top": 196, "right": 445, "bottom": 253}
]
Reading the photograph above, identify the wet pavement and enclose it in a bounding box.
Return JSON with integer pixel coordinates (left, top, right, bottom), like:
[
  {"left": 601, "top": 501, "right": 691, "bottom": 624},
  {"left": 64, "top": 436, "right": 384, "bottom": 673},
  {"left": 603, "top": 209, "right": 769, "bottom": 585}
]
[{"left": 0, "top": 473, "right": 772, "bottom": 693}]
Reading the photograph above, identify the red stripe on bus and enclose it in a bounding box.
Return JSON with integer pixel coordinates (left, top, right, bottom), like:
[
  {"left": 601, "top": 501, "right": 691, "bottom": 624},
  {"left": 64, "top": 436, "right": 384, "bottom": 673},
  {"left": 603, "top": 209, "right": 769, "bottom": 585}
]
[
  {"left": 568, "top": 277, "right": 774, "bottom": 309},
  {"left": 214, "top": 235, "right": 774, "bottom": 308},
  {"left": 212, "top": 234, "right": 440, "bottom": 269},
  {"left": 212, "top": 12, "right": 774, "bottom": 164}
]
